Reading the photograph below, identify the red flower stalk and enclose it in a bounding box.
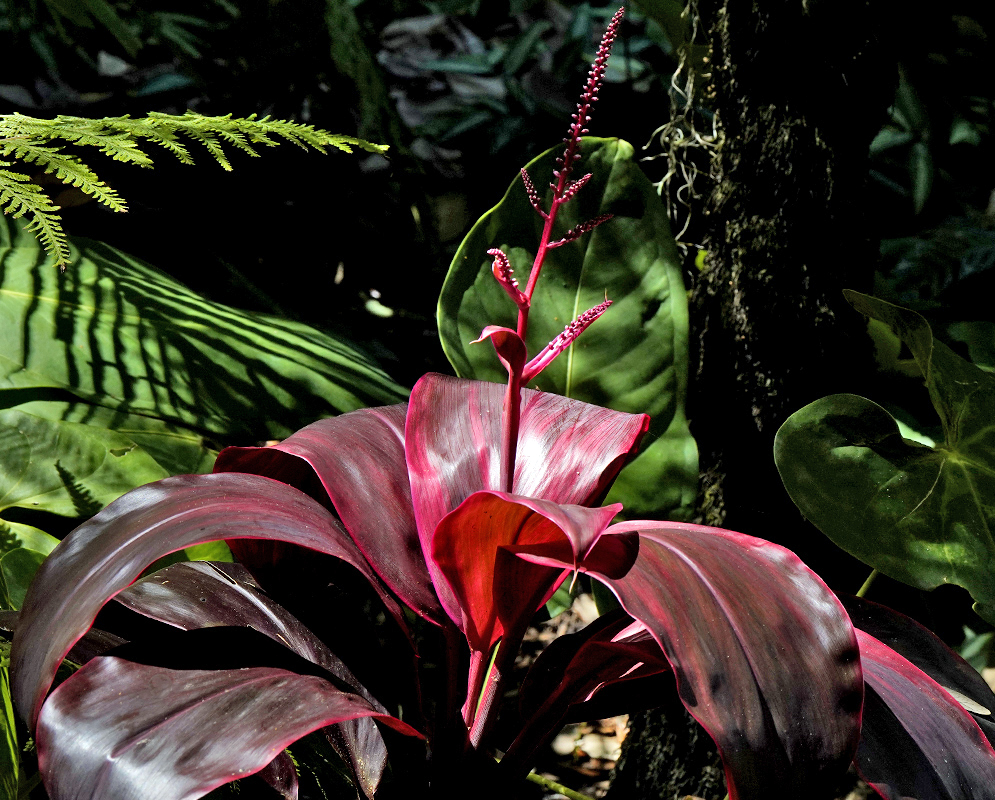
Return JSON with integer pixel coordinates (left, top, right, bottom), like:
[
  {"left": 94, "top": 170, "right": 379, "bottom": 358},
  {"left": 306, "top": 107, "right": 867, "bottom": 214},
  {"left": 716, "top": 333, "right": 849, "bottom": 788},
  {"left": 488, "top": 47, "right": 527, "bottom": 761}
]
[{"left": 478, "top": 8, "right": 626, "bottom": 503}]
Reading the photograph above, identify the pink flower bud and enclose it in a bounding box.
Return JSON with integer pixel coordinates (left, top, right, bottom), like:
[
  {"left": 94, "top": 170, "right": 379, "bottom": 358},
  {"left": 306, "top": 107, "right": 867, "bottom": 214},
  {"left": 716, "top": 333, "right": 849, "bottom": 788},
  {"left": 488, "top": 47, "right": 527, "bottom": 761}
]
[{"left": 488, "top": 248, "right": 530, "bottom": 311}]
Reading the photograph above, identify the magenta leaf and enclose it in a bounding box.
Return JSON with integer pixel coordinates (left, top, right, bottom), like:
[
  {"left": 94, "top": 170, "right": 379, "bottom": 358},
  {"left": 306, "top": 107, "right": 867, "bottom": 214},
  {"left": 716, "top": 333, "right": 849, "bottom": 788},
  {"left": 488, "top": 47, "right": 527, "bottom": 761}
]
[
  {"left": 213, "top": 404, "right": 446, "bottom": 625},
  {"left": 584, "top": 522, "right": 863, "bottom": 800},
  {"left": 405, "top": 374, "right": 647, "bottom": 621},
  {"left": 854, "top": 630, "right": 995, "bottom": 799},
  {"left": 257, "top": 752, "right": 298, "bottom": 800},
  {"left": 431, "top": 491, "right": 622, "bottom": 652},
  {"left": 842, "top": 595, "right": 995, "bottom": 747},
  {"left": 37, "top": 657, "right": 420, "bottom": 800},
  {"left": 472, "top": 326, "right": 527, "bottom": 380},
  {"left": 116, "top": 561, "right": 390, "bottom": 798},
  {"left": 504, "top": 610, "right": 669, "bottom": 776},
  {"left": 11, "top": 473, "right": 401, "bottom": 730}
]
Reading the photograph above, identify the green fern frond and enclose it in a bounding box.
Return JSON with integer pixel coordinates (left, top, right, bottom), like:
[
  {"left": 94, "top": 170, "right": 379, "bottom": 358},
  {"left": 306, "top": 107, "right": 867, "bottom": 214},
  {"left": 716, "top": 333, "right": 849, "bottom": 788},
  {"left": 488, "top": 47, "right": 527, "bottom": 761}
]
[
  {"left": 1, "top": 139, "right": 128, "bottom": 212},
  {"left": 0, "top": 111, "right": 388, "bottom": 269},
  {"left": 0, "top": 164, "right": 70, "bottom": 264}
]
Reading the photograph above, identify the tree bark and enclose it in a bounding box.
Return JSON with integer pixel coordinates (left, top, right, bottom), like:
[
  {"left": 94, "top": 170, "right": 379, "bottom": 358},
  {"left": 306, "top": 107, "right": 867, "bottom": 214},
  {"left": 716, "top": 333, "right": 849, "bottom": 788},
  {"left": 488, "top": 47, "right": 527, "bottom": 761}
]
[{"left": 608, "top": 0, "right": 898, "bottom": 797}]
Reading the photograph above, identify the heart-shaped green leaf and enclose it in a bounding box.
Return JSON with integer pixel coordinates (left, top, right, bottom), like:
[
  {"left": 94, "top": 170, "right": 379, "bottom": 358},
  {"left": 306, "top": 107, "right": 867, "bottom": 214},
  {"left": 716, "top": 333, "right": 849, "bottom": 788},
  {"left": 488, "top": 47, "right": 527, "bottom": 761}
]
[
  {"left": 437, "top": 138, "right": 696, "bottom": 518},
  {"left": 774, "top": 291, "right": 995, "bottom": 622}
]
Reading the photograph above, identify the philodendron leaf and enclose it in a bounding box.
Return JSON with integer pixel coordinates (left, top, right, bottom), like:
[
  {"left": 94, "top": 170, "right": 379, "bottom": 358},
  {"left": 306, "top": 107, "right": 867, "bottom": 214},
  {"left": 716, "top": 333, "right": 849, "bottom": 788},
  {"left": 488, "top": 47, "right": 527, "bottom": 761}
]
[
  {"left": 774, "top": 291, "right": 995, "bottom": 622},
  {"left": 438, "top": 138, "right": 696, "bottom": 519}
]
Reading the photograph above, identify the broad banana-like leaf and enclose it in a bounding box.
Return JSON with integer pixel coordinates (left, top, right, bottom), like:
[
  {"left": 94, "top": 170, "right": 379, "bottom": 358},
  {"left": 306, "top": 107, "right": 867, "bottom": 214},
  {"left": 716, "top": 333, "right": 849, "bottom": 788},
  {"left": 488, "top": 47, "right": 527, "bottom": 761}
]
[{"left": 0, "top": 215, "right": 407, "bottom": 538}]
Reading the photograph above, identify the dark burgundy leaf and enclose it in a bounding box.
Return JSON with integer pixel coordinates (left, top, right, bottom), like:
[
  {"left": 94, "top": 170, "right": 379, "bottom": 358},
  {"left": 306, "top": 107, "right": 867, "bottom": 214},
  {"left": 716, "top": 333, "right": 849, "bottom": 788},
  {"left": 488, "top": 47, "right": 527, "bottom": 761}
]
[
  {"left": 37, "top": 656, "right": 420, "bottom": 800},
  {"left": 855, "top": 629, "right": 995, "bottom": 799},
  {"left": 589, "top": 522, "right": 863, "bottom": 800},
  {"left": 504, "top": 611, "right": 670, "bottom": 776},
  {"left": 405, "top": 373, "right": 648, "bottom": 623},
  {"left": 431, "top": 491, "right": 622, "bottom": 653},
  {"left": 11, "top": 473, "right": 400, "bottom": 730},
  {"left": 214, "top": 404, "right": 447, "bottom": 625},
  {"left": 841, "top": 595, "right": 995, "bottom": 747},
  {"left": 256, "top": 751, "right": 298, "bottom": 800},
  {"left": 65, "top": 628, "right": 128, "bottom": 665},
  {"left": 117, "top": 561, "right": 389, "bottom": 798}
]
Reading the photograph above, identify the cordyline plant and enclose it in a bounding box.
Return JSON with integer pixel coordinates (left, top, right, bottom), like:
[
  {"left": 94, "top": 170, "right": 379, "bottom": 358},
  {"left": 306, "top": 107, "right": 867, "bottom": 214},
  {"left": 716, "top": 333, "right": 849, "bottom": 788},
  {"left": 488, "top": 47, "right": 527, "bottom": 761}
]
[{"left": 9, "top": 8, "right": 995, "bottom": 800}]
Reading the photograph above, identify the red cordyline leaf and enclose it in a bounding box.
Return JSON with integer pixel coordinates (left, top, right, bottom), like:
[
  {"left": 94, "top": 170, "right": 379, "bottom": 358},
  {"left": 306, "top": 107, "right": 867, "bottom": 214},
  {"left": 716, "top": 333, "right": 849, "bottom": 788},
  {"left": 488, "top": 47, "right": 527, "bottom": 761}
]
[
  {"left": 854, "top": 629, "right": 995, "bottom": 799},
  {"left": 116, "top": 561, "right": 391, "bottom": 799},
  {"left": 214, "top": 403, "right": 447, "bottom": 625},
  {"left": 515, "top": 520, "right": 864, "bottom": 800},
  {"left": 841, "top": 595, "right": 995, "bottom": 748},
  {"left": 431, "top": 491, "right": 625, "bottom": 653},
  {"left": 504, "top": 610, "right": 670, "bottom": 776},
  {"left": 257, "top": 752, "right": 298, "bottom": 800},
  {"left": 10, "top": 473, "right": 402, "bottom": 730},
  {"left": 37, "top": 657, "right": 420, "bottom": 800},
  {"left": 405, "top": 374, "right": 649, "bottom": 627}
]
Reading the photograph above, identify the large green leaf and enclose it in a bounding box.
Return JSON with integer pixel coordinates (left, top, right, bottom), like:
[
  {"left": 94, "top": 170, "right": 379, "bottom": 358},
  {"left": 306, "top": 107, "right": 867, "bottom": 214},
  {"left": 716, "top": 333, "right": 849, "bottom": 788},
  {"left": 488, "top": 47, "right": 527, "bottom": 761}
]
[
  {"left": 774, "top": 291, "right": 995, "bottom": 622},
  {"left": 0, "top": 639, "right": 15, "bottom": 800},
  {"left": 0, "top": 215, "right": 407, "bottom": 542},
  {"left": 438, "top": 138, "right": 696, "bottom": 518}
]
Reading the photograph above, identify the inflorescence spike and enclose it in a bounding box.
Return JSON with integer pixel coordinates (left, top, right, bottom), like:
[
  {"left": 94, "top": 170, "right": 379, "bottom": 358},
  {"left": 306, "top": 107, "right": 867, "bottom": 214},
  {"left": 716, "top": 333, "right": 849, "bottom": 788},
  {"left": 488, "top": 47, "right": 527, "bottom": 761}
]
[
  {"left": 548, "top": 213, "right": 614, "bottom": 249},
  {"left": 556, "top": 7, "right": 625, "bottom": 189},
  {"left": 520, "top": 169, "right": 547, "bottom": 218},
  {"left": 521, "top": 296, "right": 613, "bottom": 383}
]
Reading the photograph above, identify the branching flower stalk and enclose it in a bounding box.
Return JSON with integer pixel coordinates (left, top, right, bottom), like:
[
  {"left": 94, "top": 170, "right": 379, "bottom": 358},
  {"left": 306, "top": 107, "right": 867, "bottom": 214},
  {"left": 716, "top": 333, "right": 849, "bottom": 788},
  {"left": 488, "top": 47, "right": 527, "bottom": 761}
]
[{"left": 468, "top": 7, "right": 625, "bottom": 749}]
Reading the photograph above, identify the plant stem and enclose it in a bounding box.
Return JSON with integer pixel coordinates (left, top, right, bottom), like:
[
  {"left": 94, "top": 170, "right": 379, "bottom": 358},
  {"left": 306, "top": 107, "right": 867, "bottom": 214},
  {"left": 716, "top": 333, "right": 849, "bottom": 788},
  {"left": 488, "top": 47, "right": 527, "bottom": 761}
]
[
  {"left": 524, "top": 771, "right": 597, "bottom": 800},
  {"left": 856, "top": 569, "right": 879, "bottom": 599},
  {"left": 468, "top": 623, "right": 528, "bottom": 748},
  {"left": 501, "top": 372, "right": 522, "bottom": 493}
]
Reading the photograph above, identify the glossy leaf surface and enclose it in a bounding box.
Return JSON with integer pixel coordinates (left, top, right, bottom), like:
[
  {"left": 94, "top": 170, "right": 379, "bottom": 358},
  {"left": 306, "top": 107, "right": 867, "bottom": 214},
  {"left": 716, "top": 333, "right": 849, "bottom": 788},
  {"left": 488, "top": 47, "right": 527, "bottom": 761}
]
[
  {"left": 432, "top": 491, "right": 623, "bottom": 650},
  {"left": 405, "top": 373, "right": 647, "bottom": 623},
  {"left": 438, "top": 138, "right": 696, "bottom": 518},
  {"left": 38, "top": 657, "right": 418, "bottom": 800},
  {"left": 506, "top": 611, "right": 669, "bottom": 775},
  {"left": 0, "top": 215, "right": 407, "bottom": 535},
  {"left": 854, "top": 630, "right": 995, "bottom": 799},
  {"left": 591, "top": 523, "right": 863, "bottom": 800},
  {"left": 11, "top": 473, "right": 398, "bottom": 728},
  {"left": 774, "top": 292, "right": 995, "bottom": 622},
  {"left": 842, "top": 595, "right": 995, "bottom": 745},
  {"left": 214, "top": 403, "right": 444, "bottom": 624},
  {"left": 0, "top": 547, "right": 46, "bottom": 610},
  {"left": 116, "top": 561, "right": 389, "bottom": 798}
]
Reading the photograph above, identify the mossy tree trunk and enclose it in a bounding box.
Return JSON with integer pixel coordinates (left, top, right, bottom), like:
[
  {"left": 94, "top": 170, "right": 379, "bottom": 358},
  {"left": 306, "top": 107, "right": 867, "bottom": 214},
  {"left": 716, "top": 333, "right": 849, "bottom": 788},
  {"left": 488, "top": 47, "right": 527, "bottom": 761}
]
[{"left": 607, "top": 0, "right": 898, "bottom": 797}]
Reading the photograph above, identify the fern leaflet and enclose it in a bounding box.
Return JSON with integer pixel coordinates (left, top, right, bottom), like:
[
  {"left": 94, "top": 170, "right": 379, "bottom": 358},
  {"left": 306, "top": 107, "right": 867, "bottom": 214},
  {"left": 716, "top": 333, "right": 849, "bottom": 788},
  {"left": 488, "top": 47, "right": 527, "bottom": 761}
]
[{"left": 0, "top": 111, "right": 388, "bottom": 269}]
